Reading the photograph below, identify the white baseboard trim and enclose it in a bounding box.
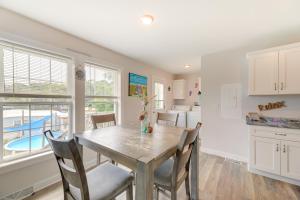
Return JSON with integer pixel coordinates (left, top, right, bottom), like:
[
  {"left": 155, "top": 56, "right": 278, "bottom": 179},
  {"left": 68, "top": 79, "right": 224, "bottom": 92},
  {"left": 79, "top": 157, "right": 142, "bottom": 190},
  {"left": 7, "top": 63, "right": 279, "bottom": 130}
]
[
  {"left": 249, "top": 167, "right": 300, "bottom": 186},
  {"left": 201, "top": 147, "right": 248, "bottom": 163}
]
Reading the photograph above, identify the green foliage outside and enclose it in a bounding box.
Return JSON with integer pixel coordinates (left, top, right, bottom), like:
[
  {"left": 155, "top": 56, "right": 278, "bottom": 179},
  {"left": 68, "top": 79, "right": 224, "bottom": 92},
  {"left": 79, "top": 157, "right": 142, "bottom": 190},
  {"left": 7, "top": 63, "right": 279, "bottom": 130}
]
[{"left": 85, "top": 79, "right": 116, "bottom": 113}]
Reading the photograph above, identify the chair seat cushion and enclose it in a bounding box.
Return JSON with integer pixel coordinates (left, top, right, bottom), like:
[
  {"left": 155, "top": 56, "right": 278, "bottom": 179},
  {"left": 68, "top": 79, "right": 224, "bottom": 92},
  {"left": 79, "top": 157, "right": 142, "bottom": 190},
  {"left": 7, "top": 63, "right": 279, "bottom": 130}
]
[
  {"left": 154, "top": 158, "right": 174, "bottom": 187},
  {"left": 70, "top": 162, "right": 133, "bottom": 200}
]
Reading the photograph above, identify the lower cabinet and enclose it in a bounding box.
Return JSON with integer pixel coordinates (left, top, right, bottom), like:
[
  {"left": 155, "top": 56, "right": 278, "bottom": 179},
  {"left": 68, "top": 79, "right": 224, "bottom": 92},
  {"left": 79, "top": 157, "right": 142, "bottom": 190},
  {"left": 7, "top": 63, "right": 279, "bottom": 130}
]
[
  {"left": 250, "top": 126, "right": 300, "bottom": 181},
  {"left": 250, "top": 136, "right": 280, "bottom": 175},
  {"left": 281, "top": 141, "right": 300, "bottom": 180}
]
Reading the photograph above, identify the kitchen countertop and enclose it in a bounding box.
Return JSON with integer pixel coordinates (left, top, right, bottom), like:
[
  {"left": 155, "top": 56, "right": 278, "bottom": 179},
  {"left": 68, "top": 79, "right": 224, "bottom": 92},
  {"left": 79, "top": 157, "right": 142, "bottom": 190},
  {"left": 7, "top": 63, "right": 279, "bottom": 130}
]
[{"left": 246, "top": 115, "right": 300, "bottom": 130}]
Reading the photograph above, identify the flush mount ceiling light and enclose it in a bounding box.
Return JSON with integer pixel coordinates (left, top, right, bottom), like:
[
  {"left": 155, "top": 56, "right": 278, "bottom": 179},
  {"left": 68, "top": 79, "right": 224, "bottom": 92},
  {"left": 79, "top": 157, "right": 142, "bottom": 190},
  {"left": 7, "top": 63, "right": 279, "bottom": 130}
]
[
  {"left": 141, "top": 15, "right": 154, "bottom": 25},
  {"left": 185, "top": 65, "right": 191, "bottom": 68}
]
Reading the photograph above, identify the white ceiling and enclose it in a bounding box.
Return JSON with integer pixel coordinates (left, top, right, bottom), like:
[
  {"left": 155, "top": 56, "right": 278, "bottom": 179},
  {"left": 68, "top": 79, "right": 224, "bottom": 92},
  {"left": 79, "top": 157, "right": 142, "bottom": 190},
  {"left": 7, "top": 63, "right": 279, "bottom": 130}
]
[{"left": 1, "top": 0, "right": 300, "bottom": 74}]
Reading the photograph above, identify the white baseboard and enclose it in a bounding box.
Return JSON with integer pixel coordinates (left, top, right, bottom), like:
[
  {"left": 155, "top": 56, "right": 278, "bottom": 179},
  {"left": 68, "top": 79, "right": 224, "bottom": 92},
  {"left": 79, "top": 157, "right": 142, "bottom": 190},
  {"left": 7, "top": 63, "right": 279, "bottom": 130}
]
[
  {"left": 249, "top": 167, "right": 300, "bottom": 186},
  {"left": 201, "top": 147, "right": 248, "bottom": 163}
]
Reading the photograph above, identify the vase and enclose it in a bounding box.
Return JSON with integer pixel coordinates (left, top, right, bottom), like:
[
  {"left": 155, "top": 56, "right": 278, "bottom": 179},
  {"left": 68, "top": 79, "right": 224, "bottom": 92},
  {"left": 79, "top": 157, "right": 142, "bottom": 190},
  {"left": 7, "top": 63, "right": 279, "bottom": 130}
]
[{"left": 140, "top": 117, "right": 148, "bottom": 134}]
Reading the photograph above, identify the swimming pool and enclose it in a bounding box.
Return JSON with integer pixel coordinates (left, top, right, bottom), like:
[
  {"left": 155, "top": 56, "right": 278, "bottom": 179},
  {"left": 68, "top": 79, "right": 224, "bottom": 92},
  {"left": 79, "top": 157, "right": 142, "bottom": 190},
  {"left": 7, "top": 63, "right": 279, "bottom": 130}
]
[{"left": 4, "top": 131, "right": 62, "bottom": 151}]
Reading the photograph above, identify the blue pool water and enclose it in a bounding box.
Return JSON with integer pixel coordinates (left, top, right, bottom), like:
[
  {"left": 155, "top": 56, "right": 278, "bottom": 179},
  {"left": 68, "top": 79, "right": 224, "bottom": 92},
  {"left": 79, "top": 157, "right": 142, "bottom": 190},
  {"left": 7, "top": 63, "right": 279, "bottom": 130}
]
[{"left": 5, "top": 131, "right": 62, "bottom": 151}]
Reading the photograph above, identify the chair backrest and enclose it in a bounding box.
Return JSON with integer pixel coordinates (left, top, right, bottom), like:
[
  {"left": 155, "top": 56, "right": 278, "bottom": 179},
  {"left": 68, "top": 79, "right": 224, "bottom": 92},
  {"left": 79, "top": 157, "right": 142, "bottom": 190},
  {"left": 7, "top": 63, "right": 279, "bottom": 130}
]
[
  {"left": 91, "top": 113, "right": 116, "bottom": 129},
  {"left": 172, "top": 122, "right": 202, "bottom": 186},
  {"left": 44, "top": 130, "right": 89, "bottom": 200},
  {"left": 156, "top": 112, "right": 179, "bottom": 126}
]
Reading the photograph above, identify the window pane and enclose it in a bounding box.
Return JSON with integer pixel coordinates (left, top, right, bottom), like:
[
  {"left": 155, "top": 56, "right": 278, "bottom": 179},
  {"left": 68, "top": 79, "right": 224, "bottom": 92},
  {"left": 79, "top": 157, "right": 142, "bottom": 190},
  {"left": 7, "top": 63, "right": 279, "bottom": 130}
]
[
  {"left": 51, "top": 60, "right": 68, "bottom": 95},
  {"left": 154, "top": 82, "right": 164, "bottom": 109},
  {"left": 85, "top": 64, "right": 118, "bottom": 96},
  {"left": 14, "top": 51, "right": 30, "bottom": 93},
  {"left": 2, "top": 104, "right": 70, "bottom": 160},
  {"left": 155, "top": 100, "right": 164, "bottom": 110},
  {"left": 3, "top": 105, "right": 30, "bottom": 159},
  {"left": 52, "top": 104, "right": 70, "bottom": 135},
  {"left": 29, "top": 54, "right": 50, "bottom": 94},
  {"left": 85, "top": 98, "right": 117, "bottom": 130},
  {"left": 1, "top": 47, "right": 70, "bottom": 95},
  {"left": 3, "top": 48, "right": 14, "bottom": 93}
]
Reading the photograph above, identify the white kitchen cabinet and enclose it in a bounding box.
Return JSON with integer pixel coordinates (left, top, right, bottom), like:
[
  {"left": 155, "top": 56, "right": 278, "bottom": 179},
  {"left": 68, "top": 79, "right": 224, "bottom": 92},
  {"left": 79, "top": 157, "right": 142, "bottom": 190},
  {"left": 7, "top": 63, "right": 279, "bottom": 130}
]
[
  {"left": 281, "top": 140, "right": 300, "bottom": 180},
  {"left": 249, "top": 126, "right": 300, "bottom": 183},
  {"left": 250, "top": 136, "right": 280, "bottom": 175},
  {"left": 247, "top": 43, "right": 300, "bottom": 95},
  {"left": 248, "top": 52, "right": 279, "bottom": 95},
  {"left": 173, "top": 79, "right": 186, "bottom": 99},
  {"left": 279, "top": 47, "right": 300, "bottom": 94}
]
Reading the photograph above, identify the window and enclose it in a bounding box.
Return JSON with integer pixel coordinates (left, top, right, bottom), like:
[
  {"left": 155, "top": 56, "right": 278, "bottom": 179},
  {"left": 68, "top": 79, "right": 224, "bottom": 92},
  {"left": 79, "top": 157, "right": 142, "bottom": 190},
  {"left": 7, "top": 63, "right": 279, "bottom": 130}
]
[
  {"left": 84, "top": 63, "right": 119, "bottom": 129},
  {"left": 0, "top": 42, "right": 72, "bottom": 162},
  {"left": 154, "top": 82, "right": 164, "bottom": 110}
]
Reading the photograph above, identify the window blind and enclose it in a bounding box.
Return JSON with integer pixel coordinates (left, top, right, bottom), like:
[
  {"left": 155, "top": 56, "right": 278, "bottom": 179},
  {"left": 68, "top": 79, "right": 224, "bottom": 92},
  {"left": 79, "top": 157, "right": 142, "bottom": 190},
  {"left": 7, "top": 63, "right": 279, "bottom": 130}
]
[{"left": 1, "top": 46, "right": 70, "bottom": 96}]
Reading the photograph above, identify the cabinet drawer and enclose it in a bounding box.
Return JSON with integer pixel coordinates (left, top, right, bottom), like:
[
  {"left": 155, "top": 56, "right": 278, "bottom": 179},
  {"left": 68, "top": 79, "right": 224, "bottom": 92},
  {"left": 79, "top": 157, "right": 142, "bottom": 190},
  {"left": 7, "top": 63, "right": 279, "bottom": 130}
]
[{"left": 250, "top": 126, "right": 300, "bottom": 142}]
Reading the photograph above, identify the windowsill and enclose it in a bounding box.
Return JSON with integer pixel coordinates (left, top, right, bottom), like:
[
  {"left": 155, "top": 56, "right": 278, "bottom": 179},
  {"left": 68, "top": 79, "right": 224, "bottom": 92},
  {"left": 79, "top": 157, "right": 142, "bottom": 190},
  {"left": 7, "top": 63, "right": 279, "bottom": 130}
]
[{"left": 0, "top": 151, "right": 54, "bottom": 175}]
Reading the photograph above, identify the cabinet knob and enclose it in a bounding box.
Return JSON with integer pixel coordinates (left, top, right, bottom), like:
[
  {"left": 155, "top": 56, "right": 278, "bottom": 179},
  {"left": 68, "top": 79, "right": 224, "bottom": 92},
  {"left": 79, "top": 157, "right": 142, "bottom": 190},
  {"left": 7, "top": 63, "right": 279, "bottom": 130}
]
[
  {"left": 283, "top": 144, "right": 286, "bottom": 153},
  {"left": 281, "top": 82, "right": 284, "bottom": 90},
  {"left": 276, "top": 144, "right": 279, "bottom": 152},
  {"left": 274, "top": 83, "right": 277, "bottom": 91}
]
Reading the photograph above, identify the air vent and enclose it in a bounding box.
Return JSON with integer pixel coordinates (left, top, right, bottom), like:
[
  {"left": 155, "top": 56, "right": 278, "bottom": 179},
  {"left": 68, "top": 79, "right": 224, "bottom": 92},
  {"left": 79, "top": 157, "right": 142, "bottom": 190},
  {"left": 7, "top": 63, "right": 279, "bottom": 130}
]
[
  {"left": 225, "top": 157, "right": 242, "bottom": 165},
  {"left": 1, "top": 186, "right": 33, "bottom": 200}
]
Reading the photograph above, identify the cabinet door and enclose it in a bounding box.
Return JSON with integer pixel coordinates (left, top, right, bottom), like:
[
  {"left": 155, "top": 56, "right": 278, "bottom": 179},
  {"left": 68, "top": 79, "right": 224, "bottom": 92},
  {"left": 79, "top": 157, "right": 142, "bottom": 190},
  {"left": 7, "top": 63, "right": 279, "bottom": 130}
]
[
  {"left": 250, "top": 136, "right": 280, "bottom": 175},
  {"left": 248, "top": 52, "right": 279, "bottom": 95},
  {"left": 281, "top": 141, "right": 300, "bottom": 180},
  {"left": 279, "top": 47, "right": 300, "bottom": 94}
]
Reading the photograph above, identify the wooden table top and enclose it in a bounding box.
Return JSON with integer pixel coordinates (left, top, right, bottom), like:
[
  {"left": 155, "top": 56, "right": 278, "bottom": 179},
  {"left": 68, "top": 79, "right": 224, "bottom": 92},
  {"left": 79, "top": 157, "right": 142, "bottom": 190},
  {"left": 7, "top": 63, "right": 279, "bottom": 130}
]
[{"left": 75, "top": 124, "right": 185, "bottom": 165}]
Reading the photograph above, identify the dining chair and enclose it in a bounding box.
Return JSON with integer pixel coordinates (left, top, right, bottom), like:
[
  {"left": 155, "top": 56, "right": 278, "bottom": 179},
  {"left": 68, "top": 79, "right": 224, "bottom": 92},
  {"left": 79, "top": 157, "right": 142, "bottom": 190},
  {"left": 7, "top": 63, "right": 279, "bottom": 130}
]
[
  {"left": 91, "top": 113, "right": 116, "bottom": 165},
  {"left": 91, "top": 113, "right": 116, "bottom": 129},
  {"left": 154, "top": 122, "right": 202, "bottom": 200},
  {"left": 44, "top": 130, "right": 133, "bottom": 200},
  {"left": 156, "top": 112, "right": 179, "bottom": 127}
]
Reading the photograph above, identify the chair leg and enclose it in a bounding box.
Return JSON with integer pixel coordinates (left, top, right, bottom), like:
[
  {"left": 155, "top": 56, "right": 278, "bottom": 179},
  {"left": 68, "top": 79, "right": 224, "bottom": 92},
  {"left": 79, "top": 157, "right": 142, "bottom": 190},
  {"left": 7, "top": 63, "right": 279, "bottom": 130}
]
[
  {"left": 171, "top": 188, "right": 177, "bottom": 200},
  {"left": 97, "top": 152, "right": 101, "bottom": 165},
  {"left": 155, "top": 186, "right": 160, "bottom": 200},
  {"left": 185, "top": 175, "right": 191, "bottom": 199},
  {"left": 126, "top": 183, "right": 133, "bottom": 200},
  {"left": 112, "top": 159, "right": 117, "bottom": 165},
  {"left": 129, "top": 171, "right": 136, "bottom": 186}
]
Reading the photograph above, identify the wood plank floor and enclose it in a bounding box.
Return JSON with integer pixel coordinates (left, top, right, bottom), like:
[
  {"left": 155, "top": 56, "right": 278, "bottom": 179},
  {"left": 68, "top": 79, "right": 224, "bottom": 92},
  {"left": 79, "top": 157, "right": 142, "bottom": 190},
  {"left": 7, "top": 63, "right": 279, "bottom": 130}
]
[{"left": 25, "top": 153, "right": 300, "bottom": 200}]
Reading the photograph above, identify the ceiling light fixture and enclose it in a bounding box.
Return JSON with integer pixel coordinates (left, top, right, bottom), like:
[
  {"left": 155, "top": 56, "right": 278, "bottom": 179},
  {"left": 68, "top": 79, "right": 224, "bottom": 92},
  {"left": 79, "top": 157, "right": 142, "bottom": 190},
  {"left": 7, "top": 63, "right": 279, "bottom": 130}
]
[
  {"left": 141, "top": 15, "right": 154, "bottom": 25},
  {"left": 185, "top": 65, "right": 191, "bottom": 68}
]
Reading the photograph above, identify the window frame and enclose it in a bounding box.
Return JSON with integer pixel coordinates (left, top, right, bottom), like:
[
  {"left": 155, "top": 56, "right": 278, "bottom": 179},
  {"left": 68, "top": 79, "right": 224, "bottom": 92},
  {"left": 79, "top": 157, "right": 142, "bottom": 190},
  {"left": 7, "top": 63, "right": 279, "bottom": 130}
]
[
  {"left": 84, "top": 62, "right": 120, "bottom": 129},
  {"left": 0, "top": 41, "right": 73, "bottom": 163}
]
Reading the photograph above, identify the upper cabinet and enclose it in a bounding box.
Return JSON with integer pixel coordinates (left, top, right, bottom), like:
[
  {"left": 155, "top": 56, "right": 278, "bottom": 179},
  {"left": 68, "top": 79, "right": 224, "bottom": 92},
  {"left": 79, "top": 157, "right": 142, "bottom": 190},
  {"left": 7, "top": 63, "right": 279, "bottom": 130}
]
[
  {"left": 279, "top": 47, "right": 300, "bottom": 94},
  {"left": 248, "top": 44, "right": 300, "bottom": 95},
  {"left": 248, "top": 52, "right": 279, "bottom": 95},
  {"left": 173, "top": 79, "right": 186, "bottom": 99}
]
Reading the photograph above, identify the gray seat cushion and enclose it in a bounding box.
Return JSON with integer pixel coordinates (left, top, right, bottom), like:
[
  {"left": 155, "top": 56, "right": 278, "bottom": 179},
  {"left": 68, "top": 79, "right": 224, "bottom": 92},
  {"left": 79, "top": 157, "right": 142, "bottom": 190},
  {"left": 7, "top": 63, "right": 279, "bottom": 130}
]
[
  {"left": 154, "top": 158, "right": 174, "bottom": 186},
  {"left": 69, "top": 162, "right": 133, "bottom": 200}
]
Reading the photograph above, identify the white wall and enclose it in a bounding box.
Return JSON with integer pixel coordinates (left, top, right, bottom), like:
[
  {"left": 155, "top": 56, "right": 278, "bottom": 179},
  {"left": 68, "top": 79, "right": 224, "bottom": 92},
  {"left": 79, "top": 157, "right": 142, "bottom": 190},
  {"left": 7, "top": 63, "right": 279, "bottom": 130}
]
[
  {"left": 201, "top": 38, "right": 300, "bottom": 162},
  {"left": 0, "top": 8, "right": 174, "bottom": 197},
  {"left": 174, "top": 73, "right": 201, "bottom": 106}
]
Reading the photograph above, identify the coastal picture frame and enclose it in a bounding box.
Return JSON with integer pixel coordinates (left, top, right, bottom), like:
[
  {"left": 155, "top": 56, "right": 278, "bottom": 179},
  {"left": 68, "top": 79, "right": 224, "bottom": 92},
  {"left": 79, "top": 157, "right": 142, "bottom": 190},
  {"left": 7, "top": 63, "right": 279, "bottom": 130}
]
[{"left": 128, "top": 73, "right": 148, "bottom": 97}]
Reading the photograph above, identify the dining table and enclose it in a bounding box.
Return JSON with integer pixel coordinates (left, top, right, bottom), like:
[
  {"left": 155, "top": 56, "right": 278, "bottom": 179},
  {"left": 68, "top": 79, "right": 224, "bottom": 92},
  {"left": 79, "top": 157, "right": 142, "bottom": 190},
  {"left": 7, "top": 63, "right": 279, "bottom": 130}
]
[{"left": 74, "top": 124, "right": 199, "bottom": 200}]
